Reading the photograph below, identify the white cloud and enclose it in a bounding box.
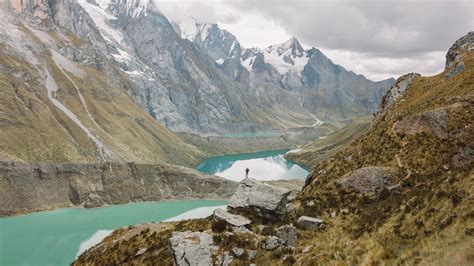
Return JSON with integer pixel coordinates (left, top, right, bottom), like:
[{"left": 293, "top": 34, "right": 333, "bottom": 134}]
[{"left": 154, "top": 0, "right": 473, "bottom": 80}]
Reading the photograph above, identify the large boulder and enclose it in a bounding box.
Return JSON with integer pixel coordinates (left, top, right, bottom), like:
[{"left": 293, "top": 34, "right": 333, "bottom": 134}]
[
  {"left": 228, "top": 178, "right": 292, "bottom": 220},
  {"left": 337, "top": 167, "right": 395, "bottom": 194},
  {"left": 213, "top": 208, "right": 251, "bottom": 227},
  {"left": 170, "top": 231, "right": 214, "bottom": 266}
]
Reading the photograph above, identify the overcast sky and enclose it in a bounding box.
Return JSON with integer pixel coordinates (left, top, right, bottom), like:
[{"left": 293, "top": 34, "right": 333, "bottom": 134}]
[{"left": 156, "top": 0, "right": 473, "bottom": 81}]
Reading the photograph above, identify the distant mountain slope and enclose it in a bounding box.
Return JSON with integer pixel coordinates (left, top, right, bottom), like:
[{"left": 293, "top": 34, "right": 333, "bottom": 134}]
[
  {"left": 175, "top": 20, "right": 395, "bottom": 127},
  {"left": 0, "top": 2, "right": 204, "bottom": 165},
  {"left": 285, "top": 117, "right": 372, "bottom": 168}
]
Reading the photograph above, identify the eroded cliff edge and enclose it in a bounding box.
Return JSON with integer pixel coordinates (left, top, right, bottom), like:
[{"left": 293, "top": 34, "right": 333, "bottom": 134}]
[{"left": 0, "top": 161, "right": 237, "bottom": 217}]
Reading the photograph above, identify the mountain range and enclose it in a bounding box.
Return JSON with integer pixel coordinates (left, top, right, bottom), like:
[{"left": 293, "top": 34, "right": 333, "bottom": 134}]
[{"left": 8, "top": 0, "right": 393, "bottom": 134}]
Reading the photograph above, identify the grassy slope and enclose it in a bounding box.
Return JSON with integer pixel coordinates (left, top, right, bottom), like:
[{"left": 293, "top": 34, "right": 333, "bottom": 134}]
[
  {"left": 294, "top": 51, "right": 474, "bottom": 264},
  {"left": 285, "top": 117, "right": 371, "bottom": 169},
  {"left": 0, "top": 25, "right": 205, "bottom": 167}
]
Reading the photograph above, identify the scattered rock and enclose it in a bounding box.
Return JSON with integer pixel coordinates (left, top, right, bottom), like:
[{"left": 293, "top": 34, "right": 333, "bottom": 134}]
[
  {"left": 213, "top": 208, "right": 251, "bottom": 227},
  {"left": 276, "top": 224, "right": 297, "bottom": 246},
  {"left": 264, "top": 236, "right": 284, "bottom": 250},
  {"left": 302, "top": 246, "right": 312, "bottom": 253},
  {"left": 257, "top": 225, "right": 268, "bottom": 233},
  {"left": 228, "top": 178, "right": 292, "bottom": 220},
  {"left": 247, "top": 249, "right": 257, "bottom": 260},
  {"left": 330, "top": 211, "right": 336, "bottom": 218},
  {"left": 452, "top": 146, "right": 474, "bottom": 167},
  {"left": 337, "top": 167, "right": 394, "bottom": 194},
  {"left": 135, "top": 247, "right": 147, "bottom": 257},
  {"left": 215, "top": 251, "right": 233, "bottom": 266},
  {"left": 297, "top": 216, "right": 324, "bottom": 229},
  {"left": 232, "top": 247, "right": 245, "bottom": 257},
  {"left": 341, "top": 208, "right": 350, "bottom": 214},
  {"left": 232, "top": 226, "right": 251, "bottom": 234},
  {"left": 170, "top": 231, "right": 214, "bottom": 266}
]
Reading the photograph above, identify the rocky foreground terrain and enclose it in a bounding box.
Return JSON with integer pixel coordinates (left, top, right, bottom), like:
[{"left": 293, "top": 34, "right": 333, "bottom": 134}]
[{"left": 75, "top": 32, "right": 473, "bottom": 265}]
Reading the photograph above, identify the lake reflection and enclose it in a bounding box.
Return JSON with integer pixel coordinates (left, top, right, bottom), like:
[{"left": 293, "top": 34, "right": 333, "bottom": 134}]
[{"left": 196, "top": 149, "right": 309, "bottom": 182}]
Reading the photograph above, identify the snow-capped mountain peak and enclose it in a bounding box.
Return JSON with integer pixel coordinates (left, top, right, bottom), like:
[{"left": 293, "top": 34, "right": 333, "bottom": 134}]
[
  {"left": 241, "top": 37, "right": 309, "bottom": 75},
  {"left": 267, "top": 37, "right": 305, "bottom": 57}
]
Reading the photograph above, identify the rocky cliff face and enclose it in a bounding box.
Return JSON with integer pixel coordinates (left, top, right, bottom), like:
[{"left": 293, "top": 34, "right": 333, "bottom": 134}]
[{"left": 0, "top": 160, "right": 237, "bottom": 217}]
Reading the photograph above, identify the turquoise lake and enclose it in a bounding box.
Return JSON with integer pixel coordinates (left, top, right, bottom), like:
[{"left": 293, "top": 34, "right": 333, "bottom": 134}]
[
  {"left": 0, "top": 200, "right": 226, "bottom": 266},
  {"left": 196, "top": 149, "right": 309, "bottom": 182}
]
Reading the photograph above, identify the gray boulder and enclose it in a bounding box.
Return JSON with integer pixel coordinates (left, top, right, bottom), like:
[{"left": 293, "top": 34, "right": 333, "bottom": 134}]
[
  {"left": 232, "top": 247, "right": 245, "bottom": 257},
  {"left": 170, "top": 231, "right": 214, "bottom": 266},
  {"left": 213, "top": 208, "right": 251, "bottom": 227},
  {"left": 337, "top": 167, "right": 394, "bottom": 194},
  {"left": 276, "top": 224, "right": 297, "bottom": 246},
  {"left": 264, "top": 236, "right": 285, "bottom": 250},
  {"left": 228, "top": 178, "right": 292, "bottom": 220},
  {"left": 247, "top": 249, "right": 257, "bottom": 260},
  {"left": 297, "top": 216, "right": 324, "bottom": 229}
]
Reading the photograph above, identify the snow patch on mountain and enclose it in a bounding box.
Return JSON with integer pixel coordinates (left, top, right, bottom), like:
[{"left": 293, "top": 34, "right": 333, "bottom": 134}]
[
  {"left": 95, "top": 0, "right": 149, "bottom": 18},
  {"left": 174, "top": 17, "right": 203, "bottom": 41},
  {"left": 77, "top": 0, "right": 123, "bottom": 43},
  {"left": 112, "top": 47, "right": 132, "bottom": 62},
  {"left": 241, "top": 56, "right": 254, "bottom": 71}
]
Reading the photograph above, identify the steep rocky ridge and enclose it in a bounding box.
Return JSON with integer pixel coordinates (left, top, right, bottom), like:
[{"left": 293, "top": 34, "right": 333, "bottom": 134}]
[{"left": 0, "top": 160, "right": 237, "bottom": 217}]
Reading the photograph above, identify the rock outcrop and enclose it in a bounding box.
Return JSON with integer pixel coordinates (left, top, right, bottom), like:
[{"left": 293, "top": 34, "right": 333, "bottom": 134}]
[
  {"left": 380, "top": 73, "right": 420, "bottom": 112},
  {"left": 228, "top": 178, "right": 292, "bottom": 221},
  {"left": 213, "top": 208, "right": 251, "bottom": 227},
  {"left": 0, "top": 161, "right": 237, "bottom": 216},
  {"left": 296, "top": 216, "right": 324, "bottom": 229},
  {"left": 445, "top": 31, "right": 474, "bottom": 78},
  {"left": 170, "top": 231, "right": 215, "bottom": 266},
  {"left": 336, "top": 167, "right": 394, "bottom": 194}
]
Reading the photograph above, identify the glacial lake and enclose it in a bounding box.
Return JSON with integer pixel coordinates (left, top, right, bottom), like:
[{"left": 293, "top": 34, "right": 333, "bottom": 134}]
[
  {"left": 0, "top": 200, "right": 226, "bottom": 266},
  {"left": 196, "top": 149, "right": 309, "bottom": 182}
]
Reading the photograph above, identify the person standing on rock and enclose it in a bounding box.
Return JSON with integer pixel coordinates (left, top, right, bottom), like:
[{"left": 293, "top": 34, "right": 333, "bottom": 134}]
[{"left": 245, "top": 168, "right": 250, "bottom": 179}]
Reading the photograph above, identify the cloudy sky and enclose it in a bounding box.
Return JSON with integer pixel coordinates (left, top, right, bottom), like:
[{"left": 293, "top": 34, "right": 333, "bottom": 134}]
[{"left": 156, "top": 0, "right": 473, "bottom": 81}]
